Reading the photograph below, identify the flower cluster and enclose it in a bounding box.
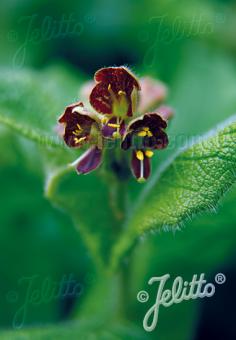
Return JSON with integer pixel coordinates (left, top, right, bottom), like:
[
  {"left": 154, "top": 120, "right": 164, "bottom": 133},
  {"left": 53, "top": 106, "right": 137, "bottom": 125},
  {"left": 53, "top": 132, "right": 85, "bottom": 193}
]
[{"left": 58, "top": 67, "right": 173, "bottom": 182}]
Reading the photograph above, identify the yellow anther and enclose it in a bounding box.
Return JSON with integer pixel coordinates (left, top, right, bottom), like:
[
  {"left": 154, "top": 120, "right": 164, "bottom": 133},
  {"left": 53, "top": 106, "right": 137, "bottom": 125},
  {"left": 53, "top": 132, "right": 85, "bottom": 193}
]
[
  {"left": 74, "top": 136, "right": 86, "bottom": 144},
  {"left": 108, "top": 84, "right": 112, "bottom": 91},
  {"left": 137, "top": 127, "right": 153, "bottom": 137},
  {"left": 118, "top": 90, "right": 126, "bottom": 96},
  {"left": 145, "top": 150, "right": 154, "bottom": 158},
  {"left": 137, "top": 130, "right": 147, "bottom": 137},
  {"left": 136, "top": 150, "right": 144, "bottom": 161},
  {"left": 108, "top": 123, "right": 120, "bottom": 128},
  {"left": 72, "top": 123, "right": 83, "bottom": 136},
  {"left": 101, "top": 117, "right": 108, "bottom": 124}
]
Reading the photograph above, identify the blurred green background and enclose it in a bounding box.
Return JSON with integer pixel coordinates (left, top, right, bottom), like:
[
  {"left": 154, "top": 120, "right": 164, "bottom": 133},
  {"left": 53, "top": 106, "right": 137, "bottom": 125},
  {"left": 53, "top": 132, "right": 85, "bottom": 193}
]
[{"left": 0, "top": 0, "right": 236, "bottom": 339}]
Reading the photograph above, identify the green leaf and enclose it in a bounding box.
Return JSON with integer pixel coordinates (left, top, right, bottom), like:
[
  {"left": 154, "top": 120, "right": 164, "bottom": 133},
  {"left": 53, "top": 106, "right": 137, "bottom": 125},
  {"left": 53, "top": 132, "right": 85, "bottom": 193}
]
[
  {"left": 0, "top": 65, "right": 83, "bottom": 148},
  {"left": 110, "top": 116, "right": 236, "bottom": 270},
  {"left": 45, "top": 167, "right": 125, "bottom": 270},
  {"left": 0, "top": 319, "right": 147, "bottom": 340}
]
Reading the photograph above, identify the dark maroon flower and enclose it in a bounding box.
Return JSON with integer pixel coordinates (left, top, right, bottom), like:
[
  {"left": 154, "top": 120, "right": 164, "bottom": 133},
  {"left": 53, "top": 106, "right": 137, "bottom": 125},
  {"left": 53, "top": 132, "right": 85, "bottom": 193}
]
[
  {"left": 90, "top": 67, "right": 140, "bottom": 117},
  {"left": 57, "top": 67, "right": 172, "bottom": 181},
  {"left": 59, "top": 102, "right": 101, "bottom": 148},
  {"left": 58, "top": 102, "right": 103, "bottom": 174},
  {"left": 121, "top": 112, "right": 168, "bottom": 151},
  {"left": 121, "top": 112, "right": 169, "bottom": 181}
]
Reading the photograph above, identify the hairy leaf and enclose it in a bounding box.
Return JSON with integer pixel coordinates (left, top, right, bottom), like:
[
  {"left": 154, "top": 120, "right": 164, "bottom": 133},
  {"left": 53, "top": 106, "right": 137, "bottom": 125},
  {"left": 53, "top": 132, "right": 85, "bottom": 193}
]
[
  {"left": 0, "top": 66, "right": 82, "bottom": 148},
  {"left": 110, "top": 116, "right": 236, "bottom": 270}
]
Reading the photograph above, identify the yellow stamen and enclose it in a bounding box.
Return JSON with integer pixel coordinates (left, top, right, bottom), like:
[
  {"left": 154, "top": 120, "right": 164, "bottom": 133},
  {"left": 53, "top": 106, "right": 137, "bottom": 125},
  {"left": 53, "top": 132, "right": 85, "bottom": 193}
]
[
  {"left": 108, "top": 84, "right": 112, "bottom": 91},
  {"left": 101, "top": 117, "right": 108, "bottom": 124},
  {"left": 72, "top": 123, "right": 83, "bottom": 136},
  {"left": 137, "top": 127, "right": 153, "bottom": 137},
  {"left": 137, "top": 130, "right": 147, "bottom": 137},
  {"left": 108, "top": 123, "right": 120, "bottom": 128},
  {"left": 136, "top": 150, "right": 144, "bottom": 161},
  {"left": 118, "top": 90, "right": 126, "bottom": 96},
  {"left": 145, "top": 150, "right": 154, "bottom": 158},
  {"left": 74, "top": 136, "right": 86, "bottom": 144},
  {"left": 78, "top": 136, "right": 86, "bottom": 142}
]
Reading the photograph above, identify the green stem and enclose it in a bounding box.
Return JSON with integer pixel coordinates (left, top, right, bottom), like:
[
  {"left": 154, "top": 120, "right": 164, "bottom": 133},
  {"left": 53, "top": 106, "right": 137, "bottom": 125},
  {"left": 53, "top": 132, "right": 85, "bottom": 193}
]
[
  {"left": 44, "top": 164, "right": 105, "bottom": 272},
  {"left": 101, "top": 144, "right": 130, "bottom": 224},
  {"left": 45, "top": 145, "right": 132, "bottom": 318},
  {"left": 108, "top": 179, "right": 127, "bottom": 221},
  {"left": 44, "top": 164, "right": 74, "bottom": 199},
  {"left": 104, "top": 146, "right": 132, "bottom": 316}
]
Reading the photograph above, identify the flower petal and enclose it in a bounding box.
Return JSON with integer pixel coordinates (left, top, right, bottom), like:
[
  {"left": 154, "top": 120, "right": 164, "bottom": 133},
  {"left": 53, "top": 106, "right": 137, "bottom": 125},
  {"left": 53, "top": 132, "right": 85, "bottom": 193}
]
[
  {"left": 157, "top": 105, "right": 174, "bottom": 121},
  {"left": 121, "top": 112, "right": 168, "bottom": 150},
  {"left": 131, "top": 150, "right": 151, "bottom": 182},
  {"left": 94, "top": 67, "right": 140, "bottom": 91},
  {"left": 58, "top": 102, "right": 83, "bottom": 123},
  {"left": 121, "top": 132, "right": 133, "bottom": 150},
  {"left": 72, "top": 146, "right": 103, "bottom": 174},
  {"left": 138, "top": 77, "right": 167, "bottom": 113},
  {"left": 143, "top": 129, "right": 169, "bottom": 149},
  {"left": 90, "top": 66, "right": 140, "bottom": 117}
]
